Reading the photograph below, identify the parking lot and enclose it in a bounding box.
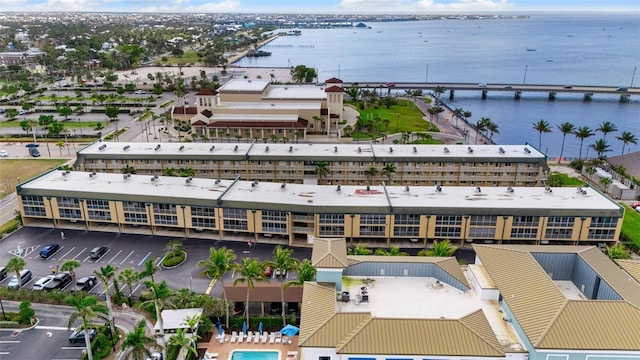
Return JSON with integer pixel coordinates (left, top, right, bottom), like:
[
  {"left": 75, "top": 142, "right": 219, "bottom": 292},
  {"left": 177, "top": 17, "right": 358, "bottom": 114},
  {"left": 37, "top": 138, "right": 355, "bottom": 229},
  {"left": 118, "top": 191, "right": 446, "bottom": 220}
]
[{"left": 0, "top": 227, "right": 312, "bottom": 301}]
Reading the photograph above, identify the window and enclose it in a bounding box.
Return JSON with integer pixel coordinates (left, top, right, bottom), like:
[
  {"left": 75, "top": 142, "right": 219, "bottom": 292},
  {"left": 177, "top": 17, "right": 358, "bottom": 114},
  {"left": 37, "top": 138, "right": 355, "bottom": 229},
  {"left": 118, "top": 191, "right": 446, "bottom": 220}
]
[
  {"left": 192, "top": 217, "right": 215, "bottom": 229},
  {"left": 435, "top": 215, "right": 462, "bottom": 225},
  {"left": 393, "top": 226, "right": 419, "bottom": 237},
  {"left": 153, "top": 203, "right": 177, "bottom": 215},
  {"left": 545, "top": 228, "right": 573, "bottom": 239},
  {"left": 263, "top": 222, "right": 287, "bottom": 233},
  {"left": 394, "top": 214, "right": 420, "bottom": 225},
  {"left": 87, "top": 200, "right": 110, "bottom": 210},
  {"left": 434, "top": 226, "right": 461, "bottom": 237},
  {"left": 262, "top": 210, "right": 287, "bottom": 222},
  {"left": 468, "top": 227, "right": 496, "bottom": 238},
  {"left": 24, "top": 206, "right": 47, "bottom": 216},
  {"left": 510, "top": 228, "right": 538, "bottom": 238},
  {"left": 223, "top": 208, "right": 247, "bottom": 219},
  {"left": 59, "top": 208, "right": 82, "bottom": 219},
  {"left": 319, "top": 214, "right": 344, "bottom": 224},
  {"left": 319, "top": 225, "right": 344, "bottom": 236},
  {"left": 154, "top": 214, "right": 178, "bottom": 225},
  {"left": 88, "top": 210, "right": 111, "bottom": 221},
  {"left": 547, "top": 216, "right": 574, "bottom": 227},
  {"left": 191, "top": 206, "right": 215, "bottom": 217},
  {"left": 590, "top": 217, "right": 617, "bottom": 228},
  {"left": 470, "top": 215, "right": 497, "bottom": 226},
  {"left": 360, "top": 225, "right": 385, "bottom": 236},
  {"left": 360, "top": 214, "right": 386, "bottom": 225},
  {"left": 123, "top": 201, "right": 146, "bottom": 212},
  {"left": 587, "top": 229, "right": 616, "bottom": 240},
  {"left": 223, "top": 219, "right": 248, "bottom": 230},
  {"left": 512, "top": 216, "right": 539, "bottom": 227},
  {"left": 124, "top": 212, "right": 147, "bottom": 223},
  {"left": 57, "top": 197, "right": 80, "bottom": 208}
]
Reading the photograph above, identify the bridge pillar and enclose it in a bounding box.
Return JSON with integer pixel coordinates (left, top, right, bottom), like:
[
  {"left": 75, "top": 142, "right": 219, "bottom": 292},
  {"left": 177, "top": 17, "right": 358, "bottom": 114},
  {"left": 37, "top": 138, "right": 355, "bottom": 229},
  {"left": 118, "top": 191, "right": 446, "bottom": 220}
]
[
  {"left": 449, "top": 89, "right": 455, "bottom": 101},
  {"left": 514, "top": 91, "right": 521, "bottom": 100},
  {"left": 548, "top": 92, "right": 557, "bottom": 101},
  {"left": 620, "top": 94, "right": 630, "bottom": 103},
  {"left": 583, "top": 93, "right": 593, "bottom": 101},
  {"left": 481, "top": 90, "right": 487, "bottom": 100}
]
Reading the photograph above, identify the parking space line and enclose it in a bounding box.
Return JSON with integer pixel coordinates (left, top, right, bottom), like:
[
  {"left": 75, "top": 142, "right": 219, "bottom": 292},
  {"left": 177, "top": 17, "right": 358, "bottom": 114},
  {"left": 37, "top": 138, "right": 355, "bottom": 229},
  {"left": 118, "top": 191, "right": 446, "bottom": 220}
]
[
  {"left": 132, "top": 283, "right": 143, "bottom": 294},
  {"left": 35, "top": 326, "right": 69, "bottom": 330},
  {"left": 108, "top": 249, "right": 123, "bottom": 264},
  {"left": 138, "top": 252, "right": 152, "bottom": 266},
  {"left": 156, "top": 254, "right": 167, "bottom": 267},
  {"left": 58, "top": 247, "right": 76, "bottom": 260},
  {"left": 205, "top": 278, "right": 217, "bottom": 295},
  {"left": 119, "top": 250, "right": 135, "bottom": 265},
  {"left": 72, "top": 248, "right": 87, "bottom": 260},
  {"left": 0, "top": 340, "right": 20, "bottom": 343}
]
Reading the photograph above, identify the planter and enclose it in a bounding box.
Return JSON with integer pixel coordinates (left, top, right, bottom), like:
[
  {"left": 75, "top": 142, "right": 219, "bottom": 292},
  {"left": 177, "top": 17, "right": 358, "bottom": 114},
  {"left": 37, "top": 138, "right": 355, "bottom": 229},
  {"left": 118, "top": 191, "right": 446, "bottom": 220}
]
[{"left": 161, "top": 250, "right": 187, "bottom": 269}]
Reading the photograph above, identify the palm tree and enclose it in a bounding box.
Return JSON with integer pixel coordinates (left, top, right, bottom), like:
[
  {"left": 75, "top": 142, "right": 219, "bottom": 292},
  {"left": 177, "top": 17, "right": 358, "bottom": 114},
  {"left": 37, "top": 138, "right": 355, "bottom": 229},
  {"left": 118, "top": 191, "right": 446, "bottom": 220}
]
[
  {"left": 163, "top": 167, "right": 177, "bottom": 177},
  {"left": 433, "top": 85, "right": 446, "bottom": 102},
  {"left": 616, "top": 131, "right": 637, "bottom": 155},
  {"left": 381, "top": 163, "right": 396, "bottom": 185},
  {"left": 315, "top": 161, "right": 329, "bottom": 183},
  {"left": 168, "top": 328, "right": 199, "bottom": 360},
  {"left": 574, "top": 126, "right": 595, "bottom": 159},
  {"left": 197, "top": 247, "right": 236, "bottom": 327},
  {"left": 164, "top": 240, "right": 185, "bottom": 263},
  {"left": 418, "top": 239, "right": 457, "bottom": 257},
  {"left": 266, "top": 246, "right": 299, "bottom": 326},
  {"left": 584, "top": 166, "right": 597, "bottom": 181},
  {"left": 600, "top": 176, "right": 613, "bottom": 193},
  {"left": 94, "top": 265, "right": 117, "bottom": 342},
  {"left": 179, "top": 167, "right": 195, "bottom": 178},
  {"left": 485, "top": 120, "right": 499, "bottom": 142},
  {"left": 348, "top": 243, "right": 372, "bottom": 255},
  {"left": 56, "top": 140, "right": 65, "bottom": 155},
  {"left": 596, "top": 121, "right": 618, "bottom": 140},
  {"left": 474, "top": 118, "right": 490, "bottom": 144},
  {"left": 556, "top": 122, "right": 576, "bottom": 163},
  {"left": 532, "top": 119, "right": 552, "bottom": 150},
  {"left": 121, "top": 319, "right": 159, "bottom": 360},
  {"left": 119, "top": 268, "right": 141, "bottom": 301},
  {"left": 285, "top": 259, "right": 316, "bottom": 289},
  {"left": 66, "top": 293, "right": 108, "bottom": 360},
  {"left": 121, "top": 164, "right": 136, "bottom": 174},
  {"left": 140, "top": 259, "right": 159, "bottom": 283},
  {"left": 233, "top": 257, "right": 264, "bottom": 329},
  {"left": 590, "top": 139, "right": 611, "bottom": 159},
  {"left": 605, "top": 244, "right": 632, "bottom": 260},
  {"left": 60, "top": 259, "right": 81, "bottom": 291},
  {"left": 139, "top": 281, "right": 175, "bottom": 360},
  {"left": 364, "top": 166, "right": 378, "bottom": 185},
  {"left": 5, "top": 257, "right": 26, "bottom": 289},
  {"left": 374, "top": 246, "right": 408, "bottom": 256}
]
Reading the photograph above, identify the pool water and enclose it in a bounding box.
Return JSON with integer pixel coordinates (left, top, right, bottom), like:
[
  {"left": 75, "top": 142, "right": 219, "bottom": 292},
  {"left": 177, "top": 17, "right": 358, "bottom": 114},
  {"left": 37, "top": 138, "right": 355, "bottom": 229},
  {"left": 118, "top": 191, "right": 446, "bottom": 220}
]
[{"left": 230, "top": 350, "right": 280, "bottom": 360}]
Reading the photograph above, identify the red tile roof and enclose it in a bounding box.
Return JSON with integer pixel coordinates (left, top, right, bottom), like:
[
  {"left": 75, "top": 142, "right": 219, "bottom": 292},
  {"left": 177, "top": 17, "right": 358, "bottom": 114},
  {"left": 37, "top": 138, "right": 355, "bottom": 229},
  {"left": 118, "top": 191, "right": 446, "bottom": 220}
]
[
  {"left": 206, "top": 118, "right": 308, "bottom": 129},
  {"left": 195, "top": 88, "right": 216, "bottom": 96},
  {"left": 172, "top": 106, "right": 198, "bottom": 115},
  {"left": 325, "top": 85, "right": 345, "bottom": 93},
  {"left": 325, "top": 77, "right": 343, "bottom": 83},
  {"left": 191, "top": 120, "right": 207, "bottom": 126}
]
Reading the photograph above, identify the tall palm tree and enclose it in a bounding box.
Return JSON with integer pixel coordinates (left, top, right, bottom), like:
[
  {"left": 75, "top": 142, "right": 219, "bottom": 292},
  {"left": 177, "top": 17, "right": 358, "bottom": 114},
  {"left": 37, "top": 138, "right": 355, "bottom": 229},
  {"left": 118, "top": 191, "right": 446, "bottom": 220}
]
[
  {"left": 596, "top": 121, "right": 618, "bottom": 141},
  {"left": 315, "top": 161, "right": 329, "bottom": 183},
  {"left": 474, "top": 118, "right": 490, "bottom": 144},
  {"left": 5, "top": 257, "right": 26, "bottom": 289},
  {"left": 381, "top": 163, "right": 397, "bottom": 185},
  {"left": 364, "top": 166, "right": 378, "bottom": 185},
  {"left": 452, "top": 107, "right": 464, "bottom": 128},
  {"left": 179, "top": 167, "right": 195, "bottom": 178},
  {"left": 60, "top": 259, "right": 81, "bottom": 291},
  {"left": 140, "top": 259, "right": 159, "bottom": 283},
  {"left": 94, "top": 265, "right": 117, "bottom": 343},
  {"left": 121, "top": 319, "right": 158, "bottom": 360},
  {"left": 485, "top": 120, "right": 499, "bottom": 142},
  {"left": 556, "top": 122, "right": 576, "bottom": 163},
  {"left": 162, "top": 167, "right": 177, "bottom": 177},
  {"left": 266, "top": 246, "right": 299, "bottom": 326},
  {"left": 590, "top": 139, "right": 611, "bottom": 159},
  {"left": 532, "top": 119, "right": 552, "bottom": 150},
  {"left": 574, "top": 126, "right": 595, "bottom": 159},
  {"left": 139, "top": 281, "right": 175, "bottom": 360},
  {"left": 121, "top": 164, "right": 136, "bottom": 174},
  {"left": 168, "top": 328, "right": 199, "bottom": 360},
  {"left": 285, "top": 259, "right": 317, "bottom": 288},
  {"left": 600, "top": 176, "right": 613, "bottom": 193},
  {"left": 66, "top": 293, "right": 108, "bottom": 360},
  {"left": 197, "top": 247, "right": 236, "bottom": 327},
  {"left": 616, "top": 131, "right": 637, "bottom": 155},
  {"left": 233, "top": 257, "right": 264, "bottom": 329},
  {"left": 119, "top": 268, "right": 141, "bottom": 301}
]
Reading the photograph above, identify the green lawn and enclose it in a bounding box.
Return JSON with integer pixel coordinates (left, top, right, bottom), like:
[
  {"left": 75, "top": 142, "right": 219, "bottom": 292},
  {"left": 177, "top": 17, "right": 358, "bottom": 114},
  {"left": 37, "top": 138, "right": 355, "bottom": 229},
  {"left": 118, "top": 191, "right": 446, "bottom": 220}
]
[
  {"left": 620, "top": 203, "right": 640, "bottom": 253},
  {"left": 0, "top": 158, "right": 68, "bottom": 198},
  {"left": 158, "top": 51, "right": 201, "bottom": 65},
  {"left": 0, "top": 119, "right": 100, "bottom": 129},
  {"left": 350, "top": 99, "right": 439, "bottom": 141}
]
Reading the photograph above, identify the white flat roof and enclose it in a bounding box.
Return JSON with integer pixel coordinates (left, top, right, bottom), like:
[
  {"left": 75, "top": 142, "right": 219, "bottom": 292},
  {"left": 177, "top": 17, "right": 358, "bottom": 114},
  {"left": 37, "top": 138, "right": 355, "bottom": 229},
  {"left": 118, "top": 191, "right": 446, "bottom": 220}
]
[
  {"left": 217, "top": 101, "right": 320, "bottom": 110},
  {"left": 208, "top": 113, "right": 300, "bottom": 122},
  {"left": 265, "top": 86, "right": 326, "bottom": 100},
  {"left": 78, "top": 142, "right": 546, "bottom": 162},
  {"left": 218, "top": 79, "right": 270, "bottom": 92},
  {"left": 21, "top": 171, "right": 620, "bottom": 215},
  {"left": 339, "top": 275, "right": 522, "bottom": 347}
]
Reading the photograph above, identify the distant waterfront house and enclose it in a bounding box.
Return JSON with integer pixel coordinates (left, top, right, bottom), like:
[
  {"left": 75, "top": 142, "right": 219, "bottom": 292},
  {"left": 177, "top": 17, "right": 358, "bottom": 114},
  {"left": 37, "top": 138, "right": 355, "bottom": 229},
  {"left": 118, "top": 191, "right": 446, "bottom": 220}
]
[{"left": 172, "top": 78, "right": 345, "bottom": 141}]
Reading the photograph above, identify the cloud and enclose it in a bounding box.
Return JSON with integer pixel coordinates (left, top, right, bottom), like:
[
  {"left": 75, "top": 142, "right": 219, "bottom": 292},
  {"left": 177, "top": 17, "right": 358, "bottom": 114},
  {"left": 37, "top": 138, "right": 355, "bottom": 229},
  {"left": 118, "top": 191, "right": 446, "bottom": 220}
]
[
  {"left": 134, "top": 0, "right": 241, "bottom": 13},
  {"left": 0, "top": 0, "right": 28, "bottom": 5},
  {"left": 337, "top": 0, "right": 515, "bottom": 12}
]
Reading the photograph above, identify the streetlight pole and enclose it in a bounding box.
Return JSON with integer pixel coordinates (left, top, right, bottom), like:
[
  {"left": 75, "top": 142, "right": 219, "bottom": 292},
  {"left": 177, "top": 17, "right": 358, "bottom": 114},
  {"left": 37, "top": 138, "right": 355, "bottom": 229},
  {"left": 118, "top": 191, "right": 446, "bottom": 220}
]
[
  {"left": 425, "top": 64, "right": 429, "bottom": 83},
  {"left": 523, "top": 64, "right": 528, "bottom": 85},
  {"left": 631, "top": 66, "right": 637, "bottom": 87}
]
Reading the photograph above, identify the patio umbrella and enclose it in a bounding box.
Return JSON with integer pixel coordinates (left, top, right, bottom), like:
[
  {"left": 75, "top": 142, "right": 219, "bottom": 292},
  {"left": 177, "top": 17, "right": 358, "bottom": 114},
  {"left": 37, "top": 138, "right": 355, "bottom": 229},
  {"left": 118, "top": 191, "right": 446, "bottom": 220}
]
[
  {"left": 280, "top": 324, "right": 299, "bottom": 337},
  {"left": 242, "top": 321, "right": 247, "bottom": 333},
  {"left": 258, "top": 322, "right": 263, "bottom": 334},
  {"left": 217, "top": 322, "right": 223, "bottom": 335}
]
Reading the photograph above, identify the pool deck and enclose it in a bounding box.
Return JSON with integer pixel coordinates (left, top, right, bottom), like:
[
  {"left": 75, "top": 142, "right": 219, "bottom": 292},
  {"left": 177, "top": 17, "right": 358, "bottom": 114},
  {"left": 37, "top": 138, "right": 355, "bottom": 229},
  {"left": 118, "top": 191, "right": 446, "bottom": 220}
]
[{"left": 198, "top": 333, "right": 299, "bottom": 360}]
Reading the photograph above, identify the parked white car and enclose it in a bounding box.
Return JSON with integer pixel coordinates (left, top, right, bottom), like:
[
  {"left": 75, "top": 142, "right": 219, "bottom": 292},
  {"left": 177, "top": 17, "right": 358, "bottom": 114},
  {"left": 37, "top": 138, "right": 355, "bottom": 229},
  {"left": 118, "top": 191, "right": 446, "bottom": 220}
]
[{"left": 0, "top": 150, "right": 8, "bottom": 157}]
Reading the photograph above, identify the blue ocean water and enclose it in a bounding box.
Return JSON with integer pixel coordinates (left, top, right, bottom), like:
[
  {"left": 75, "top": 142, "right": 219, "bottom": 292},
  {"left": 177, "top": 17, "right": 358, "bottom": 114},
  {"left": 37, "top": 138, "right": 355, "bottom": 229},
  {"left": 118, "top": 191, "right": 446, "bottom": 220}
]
[{"left": 235, "top": 12, "right": 640, "bottom": 158}]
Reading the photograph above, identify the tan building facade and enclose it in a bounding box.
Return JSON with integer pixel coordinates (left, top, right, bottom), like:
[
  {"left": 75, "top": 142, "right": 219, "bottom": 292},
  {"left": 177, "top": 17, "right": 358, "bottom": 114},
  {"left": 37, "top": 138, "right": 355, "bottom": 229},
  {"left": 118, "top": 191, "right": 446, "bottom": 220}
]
[
  {"left": 18, "top": 171, "right": 622, "bottom": 248},
  {"left": 76, "top": 142, "right": 548, "bottom": 187}
]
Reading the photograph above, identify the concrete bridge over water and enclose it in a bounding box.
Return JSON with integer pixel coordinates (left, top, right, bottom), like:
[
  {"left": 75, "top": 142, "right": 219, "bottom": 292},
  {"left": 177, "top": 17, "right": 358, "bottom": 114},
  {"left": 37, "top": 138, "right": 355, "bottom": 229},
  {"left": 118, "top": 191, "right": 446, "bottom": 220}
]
[{"left": 340, "top": 82, "right": 639, "bottom": 102}]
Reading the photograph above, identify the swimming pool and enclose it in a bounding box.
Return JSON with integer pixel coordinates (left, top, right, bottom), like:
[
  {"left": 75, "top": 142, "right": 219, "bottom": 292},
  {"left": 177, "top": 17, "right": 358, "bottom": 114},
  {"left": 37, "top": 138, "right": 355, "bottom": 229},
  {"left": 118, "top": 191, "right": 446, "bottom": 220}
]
[{"left": 229, "top": 350, "right": 281, "bottom": 360}]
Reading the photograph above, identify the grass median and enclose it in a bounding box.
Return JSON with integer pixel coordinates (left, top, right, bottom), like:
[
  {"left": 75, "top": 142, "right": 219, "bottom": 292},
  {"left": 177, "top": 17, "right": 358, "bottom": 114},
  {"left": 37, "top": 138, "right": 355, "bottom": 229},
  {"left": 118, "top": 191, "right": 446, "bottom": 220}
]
[{"left": 0, "top": 158, "right": 68, "bottom": 199}]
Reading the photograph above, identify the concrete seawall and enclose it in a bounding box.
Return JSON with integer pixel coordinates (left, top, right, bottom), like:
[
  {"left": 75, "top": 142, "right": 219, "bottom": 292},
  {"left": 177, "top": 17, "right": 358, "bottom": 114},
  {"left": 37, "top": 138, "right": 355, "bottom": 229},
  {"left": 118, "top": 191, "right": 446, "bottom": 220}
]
[{"left": 228, "top": 35, "right": 281, "bottom": 65}]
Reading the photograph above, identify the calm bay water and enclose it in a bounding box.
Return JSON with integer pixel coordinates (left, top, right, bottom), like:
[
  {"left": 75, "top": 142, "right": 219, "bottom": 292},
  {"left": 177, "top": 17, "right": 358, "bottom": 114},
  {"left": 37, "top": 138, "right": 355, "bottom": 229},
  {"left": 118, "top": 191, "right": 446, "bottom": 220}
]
[{"left": 235, "top": 12, "right": 640, "bottom": 158}]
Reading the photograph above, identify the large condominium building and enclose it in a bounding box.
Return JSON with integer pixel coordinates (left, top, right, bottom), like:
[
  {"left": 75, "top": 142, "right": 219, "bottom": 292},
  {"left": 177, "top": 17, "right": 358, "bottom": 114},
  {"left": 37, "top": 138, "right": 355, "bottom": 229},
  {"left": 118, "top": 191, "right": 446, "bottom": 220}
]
[
  {"left": 75, "top": 142, "right": 548, "bottom": 187},
  {"left": 172, "top": 78, "right": 345, "bottom": 141},
  {"left": 298, "top": 238, "right": 640, "bottom": 360},
  {"left": 17, "top": 170, "right": 622, "bottom": 248}
]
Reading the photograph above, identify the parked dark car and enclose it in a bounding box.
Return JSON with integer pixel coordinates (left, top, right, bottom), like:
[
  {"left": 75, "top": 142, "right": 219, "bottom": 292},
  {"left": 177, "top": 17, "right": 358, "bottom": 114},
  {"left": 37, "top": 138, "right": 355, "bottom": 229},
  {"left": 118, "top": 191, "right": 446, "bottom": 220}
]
[
  {"left": 0, "top": 267, "right": 7, "bottom": 281},
  {"left": 44, "top": 272, "right": 72, "bottom": 291},
  {"left": 90, "top": 246, "right": 108, "bottom": 260},
  {"left": 68, "top": 327, "right": 97, "bottom": 343},
  {"left": 76, "top": 275, "right": 97, "bottom": 291},
  {"left": 25, "top": 143, "right": 39, "bottom": 148},
  {"left": 40, "top": 243, "right": 60, "bottom": 259},
  {"left": 29, "top": 147, "right": 41, "bottom": 157},
  {"left": 274, "top": 268, "right": 287, "bottom": 278}
]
